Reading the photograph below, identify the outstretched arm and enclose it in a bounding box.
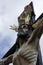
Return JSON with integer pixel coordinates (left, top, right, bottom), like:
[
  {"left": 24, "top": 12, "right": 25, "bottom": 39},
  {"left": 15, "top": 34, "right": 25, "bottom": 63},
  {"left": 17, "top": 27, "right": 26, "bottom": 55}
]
[
  {"left": 0, "top": 54, "right": 13, "bottom": 65},
  {"left": 27, "top": 20, "right": 43, "bottom": 43}
]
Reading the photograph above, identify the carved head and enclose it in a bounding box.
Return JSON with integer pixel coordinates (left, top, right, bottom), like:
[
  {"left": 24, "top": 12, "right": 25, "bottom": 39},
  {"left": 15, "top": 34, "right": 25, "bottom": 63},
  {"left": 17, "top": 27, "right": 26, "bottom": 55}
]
[{"left": 10, "top": 2, "right": 36, "bottom": 39}]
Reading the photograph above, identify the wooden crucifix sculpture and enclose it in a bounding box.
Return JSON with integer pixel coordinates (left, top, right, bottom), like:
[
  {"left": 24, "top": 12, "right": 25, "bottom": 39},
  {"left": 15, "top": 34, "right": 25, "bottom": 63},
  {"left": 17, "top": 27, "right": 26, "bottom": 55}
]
[{"left": 0, "top": 2, "right": 43, "bottom": 65}]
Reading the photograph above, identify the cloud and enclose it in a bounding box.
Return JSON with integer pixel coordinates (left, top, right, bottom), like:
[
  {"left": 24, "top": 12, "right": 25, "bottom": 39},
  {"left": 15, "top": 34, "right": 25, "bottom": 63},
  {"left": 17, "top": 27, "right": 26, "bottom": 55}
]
[
  {"left": 0, "top": 31, "right": 17, "bottom": 58},
  {"left": 0, "top": 36, "right": 12, "bottom": 58}
]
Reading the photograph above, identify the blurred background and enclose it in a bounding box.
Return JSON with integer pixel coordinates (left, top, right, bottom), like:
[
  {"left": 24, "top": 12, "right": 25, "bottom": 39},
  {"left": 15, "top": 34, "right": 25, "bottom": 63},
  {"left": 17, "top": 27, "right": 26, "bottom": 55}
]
[{"left": 0, "top": 0, "right": 43, "bottom": 64}]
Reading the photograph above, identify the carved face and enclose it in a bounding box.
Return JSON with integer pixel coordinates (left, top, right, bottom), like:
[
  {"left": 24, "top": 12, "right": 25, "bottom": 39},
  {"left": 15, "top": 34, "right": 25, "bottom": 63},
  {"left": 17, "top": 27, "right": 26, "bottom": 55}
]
[{"left": 18, "top": 24, "right": 33, "bottom": 39}]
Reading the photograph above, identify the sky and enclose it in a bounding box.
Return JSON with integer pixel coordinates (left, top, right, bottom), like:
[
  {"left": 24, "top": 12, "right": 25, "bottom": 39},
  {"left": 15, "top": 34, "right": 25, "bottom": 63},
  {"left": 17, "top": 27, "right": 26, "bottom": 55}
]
[{"left": 0, "top": 0, "right": 43, "bottom": 64}]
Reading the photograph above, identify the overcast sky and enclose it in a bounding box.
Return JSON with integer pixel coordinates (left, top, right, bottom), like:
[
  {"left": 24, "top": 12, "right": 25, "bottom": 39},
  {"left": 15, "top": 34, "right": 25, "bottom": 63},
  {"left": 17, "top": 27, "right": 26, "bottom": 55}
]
[{"left": 0, "top": 0, "right": 43, "bottom": 64}]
